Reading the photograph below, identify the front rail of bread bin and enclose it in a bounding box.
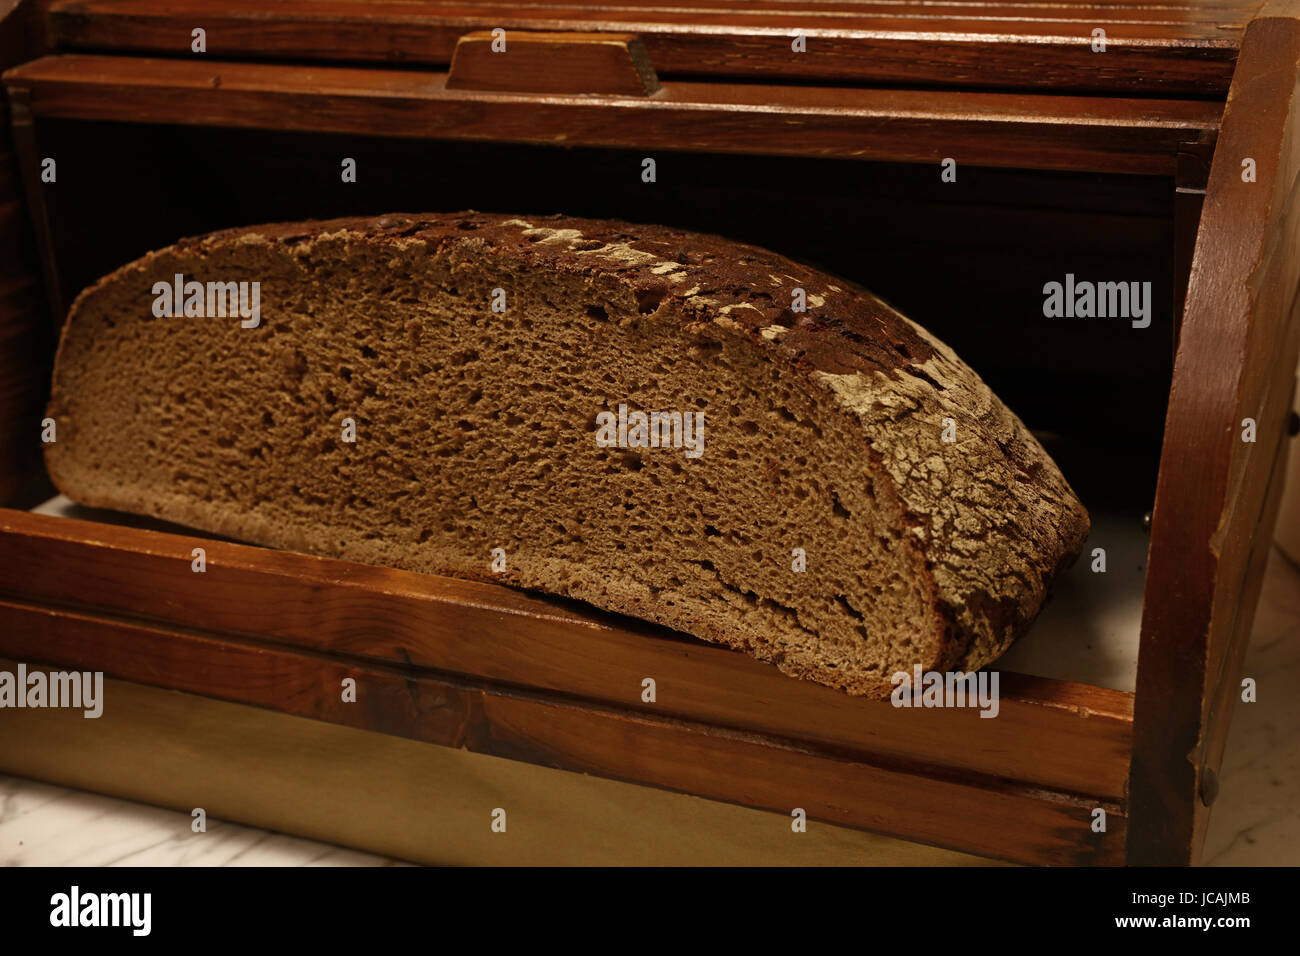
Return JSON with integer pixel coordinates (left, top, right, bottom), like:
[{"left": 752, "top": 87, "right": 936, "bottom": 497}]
[{"left": 0, "top": 509, "right": 1128, "bottom": 865}]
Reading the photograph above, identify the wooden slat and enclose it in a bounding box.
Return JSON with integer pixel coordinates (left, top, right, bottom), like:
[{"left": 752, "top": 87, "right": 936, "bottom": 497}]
[
  {"left": 1130, "top": 3, "right": 1300, "bottom": 864},
  {"left": 0, "top": 508, "right": 1134, "bottom": 801},
  {"left": 46, "top": 0, "right": 1250, "bottom": 94},
  {"left": 47, "top": 0, "right": 1260, "bottom": 35},
  {"left": 1, "top": 55, "right": 1223, "bottom": 174},
  {"left": 226, "top": 0, "right": 1263, "bottom": 14},
  {"left": 0, "top": 604, "right": 1125, "bottom": 866},
  {"left": 0, "top": 665, "right": 1006, "bottom": 865}
]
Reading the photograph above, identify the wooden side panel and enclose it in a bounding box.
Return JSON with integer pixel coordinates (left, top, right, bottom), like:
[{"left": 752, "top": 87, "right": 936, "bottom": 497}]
[
  {"left": 0, "top": 509, "right": 1134, "bottom": 802},
  {"left": 0, "top": 0, "right": 54, "bottom": 505},
  {"left": 1130, "top": 8, "right": 1300, "bottom": 865}
]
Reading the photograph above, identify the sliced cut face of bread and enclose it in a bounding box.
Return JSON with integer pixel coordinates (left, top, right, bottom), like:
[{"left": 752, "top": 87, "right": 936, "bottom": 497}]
[{"left": 44, "top": 212, "right": 1089, "bottom": 697}]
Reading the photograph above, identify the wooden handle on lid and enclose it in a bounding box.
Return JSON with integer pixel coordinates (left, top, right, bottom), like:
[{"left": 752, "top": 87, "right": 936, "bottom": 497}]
[{"left": 446, "top": 30, "right": 660, "bottom": 96}]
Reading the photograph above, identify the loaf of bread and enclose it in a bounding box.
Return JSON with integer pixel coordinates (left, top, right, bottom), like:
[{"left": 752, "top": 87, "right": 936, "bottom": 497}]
[{"left": 45, "top": 212, "right": 1089, "bottom": 697}]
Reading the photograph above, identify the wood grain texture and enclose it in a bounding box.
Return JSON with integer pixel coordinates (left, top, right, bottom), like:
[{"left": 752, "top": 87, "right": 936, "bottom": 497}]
[
  {"left": 45, "top": 0, "right": 1253, "bottom": 94},
  {"left": 0, "top": 508, "right": 1134, "bottom": 801},
  {"left": 0, "top": 0, "right": 54, "bottom": 506},
  {"left": 1174, "top": 138, "right": 1215, "bottom": 336},
  {"left": 0, "top": 604, "right": 1124, "bottom": 865},
  {"left": 0, "top": 664, "right": 1007, "bottom": 865},
  {"left": 1130, "top": 8, "right": 1300, "bottom": 865},
  {"left": 1, "top": 54, "right": 1223, "bottom": 175},
  {"left": 446, "top": 30, "right": 660, "bottom": 95}
]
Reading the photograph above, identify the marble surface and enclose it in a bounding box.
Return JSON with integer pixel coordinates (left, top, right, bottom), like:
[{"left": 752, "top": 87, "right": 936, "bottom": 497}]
[
  {"left": 1, "top": 547, "right": 1297, "bottom": 866},
  {"left": 996, "top": 507, "right": 1149, "bottom": 692},
  {"left": 1200, "top": 545, "right": 1300, "bottom": 865},
  {"left": 0, "top": 777, "right": 403, "bottom": 866}
]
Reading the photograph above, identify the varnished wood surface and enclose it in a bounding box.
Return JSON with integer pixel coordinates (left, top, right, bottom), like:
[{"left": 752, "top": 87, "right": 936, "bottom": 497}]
[
  {"left": 0, "top": 0, "right": 53, "bottom": 506},
  {"left": 2, "top": 54, "right": 1224, "bottom": 175},
  {"left": 1130, "top": 6, "right": 1300, "bottom": 864},
  {"left": 0, "top": 604, "right": 1125, "bottom": 865},
  {"left": 446, "top": 30, "right": 660, "bottom": 95},
  {"left": 46, "top": 0, "right": 1255, "bottom": 94},
  {"left": 0, "top": 509, "right": 1134, "bottom": 802},
  {"left": 0, "top": 665, "right": 1008, "bottom": 865}
]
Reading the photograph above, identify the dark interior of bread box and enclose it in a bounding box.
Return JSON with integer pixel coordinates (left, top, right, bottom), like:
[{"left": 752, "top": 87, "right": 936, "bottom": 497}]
[
  {"left": 19, "top": 120, "right": 1174, "bottom": 691},
  {"left": 25, "top": 119, "right": 1170, "bottom": 681},
  {"left": 34, "top": 120, "right": 1174, "bottom": 507}
]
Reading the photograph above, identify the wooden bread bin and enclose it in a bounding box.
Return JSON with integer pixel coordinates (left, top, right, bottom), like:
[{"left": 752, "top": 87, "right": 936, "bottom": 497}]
[{"left": 0, "top": 0, "right": 1298, "bottom": 866}]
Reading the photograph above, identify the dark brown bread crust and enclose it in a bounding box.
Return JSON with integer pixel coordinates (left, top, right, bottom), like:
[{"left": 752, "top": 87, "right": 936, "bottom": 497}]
[
  {"left": 183, "top": 212, "right": 941, "bottom": 380},
  {"left": 49, "top": 211, "right": 1091, "bottom": 692}
]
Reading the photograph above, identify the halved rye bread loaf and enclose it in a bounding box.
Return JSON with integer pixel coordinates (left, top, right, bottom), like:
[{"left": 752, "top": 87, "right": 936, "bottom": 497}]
[{"left": 44, "top": 212, "right": 1089, "bottom": 698}]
